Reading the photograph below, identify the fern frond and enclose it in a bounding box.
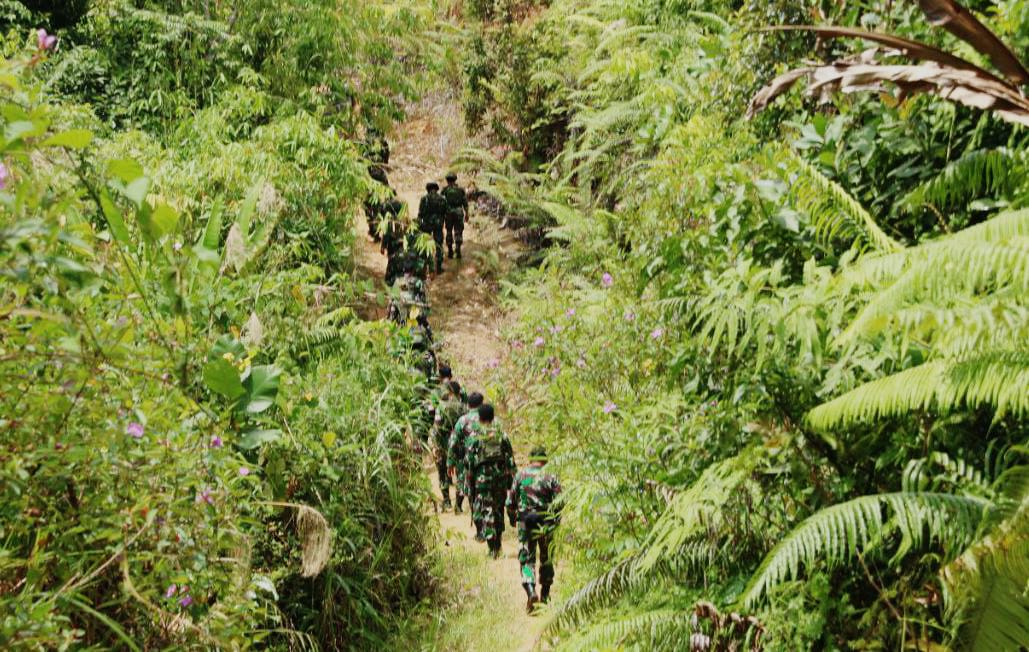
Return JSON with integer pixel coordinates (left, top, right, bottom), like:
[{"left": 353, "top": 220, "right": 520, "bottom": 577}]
[
  {"left": 903, "top": 452, "right": 989, "bottom": 496},
  {"left": 785, "top": 150, "right": 903, "bottom": 253},
  {"left": 898, "top": 148, "right": 1027, "bottom": 213},
  {"left": 741, "top": 492, "right": 989, "bottom": 608},
  {"left": 942, "top": 476, "right": 1029, "bottom": 651},
  {"left": 558, "top": 609, "right": 693, "bottom": 652},
  {"left": 808, "top": 350, "right": 1029, "bottom": 429}
]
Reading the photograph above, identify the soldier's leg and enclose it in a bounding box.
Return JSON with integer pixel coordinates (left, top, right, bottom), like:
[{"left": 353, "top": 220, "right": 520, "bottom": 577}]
[
  {"left": 445, "top": 216, "right": 455, "bottom": 258},
  {"left": 455, "top": 217, "right": 464, "bottom": 259},
  {"left": 539, "top": 530, "right": 555, "bottom": 603},
  {"left": 471, "top": 483, "right": 485, "bottom": 542},
  {"left": 436, "top": 455, "right": 451, "bottom": 509},
  {"left": 433, "top": 234, "right": 444, "bottom": 272},
  {"left": 518, "top": 520, "right": 537, "bottom": 611}
]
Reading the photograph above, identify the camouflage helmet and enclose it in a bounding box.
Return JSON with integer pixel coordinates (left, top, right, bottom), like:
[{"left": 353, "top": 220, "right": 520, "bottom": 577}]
[{"left": 529, "top": 446, "right": 548, "bottom": 462}]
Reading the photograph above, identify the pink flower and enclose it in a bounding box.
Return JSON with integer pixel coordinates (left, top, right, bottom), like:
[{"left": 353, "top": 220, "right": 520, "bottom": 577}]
[
  {"left": 576, "top": 356, "right": 587, "bottom": 369},
  {"left": 566, "top": 308, "right": 576, "bottom": 317},
  {"left": 238, "top": 467, "right": 250, "bottom": 477},
  {"left": 603, "top": 400, "right": 617, "bottom": 414},
  {"left": 178, "top": 595, "right": 193, "bottom": 608},
  {"left": 487, "top": 357, "right": 500, "bottom": 369},
  {"left": 165, "top": 584, "right": 177, "bottom": 598},
  {"left": 0, "top": 162, "right": 9, "bottom": 190},
  {"left": 601, "top": 273, "right": 613, "bottom": 288},
  {"left": 651, "top": 327, "right": 664, "bottom": 339},
  {"left": 549, "top": 325, "right": 563, "bottom": 334},
  {"left": 210, "top": 435, "right": 223, "bottom": 448},
  {"left": 172, "top": 241, "right": 183, "bottom": 252},
  {"left": 196, "top": 488, "right": 214, "bottom": 505},
  {"left": 126, "top": 422, "right": 144, "bottom": 439},
  {"left": 549, "top": 365, "right": 561, "bottom": 378},
  {"left": 624, "top": 310, "right": 636, "bottom": 322},
  {"left": 533, "top": 336, "right": 545, "bottom": 348},
  {"left": 36, "top": 29, "right": 57, "bottom": 51},
  {"left": 511, "top": 340, "right": 524, "bottom": 350}
]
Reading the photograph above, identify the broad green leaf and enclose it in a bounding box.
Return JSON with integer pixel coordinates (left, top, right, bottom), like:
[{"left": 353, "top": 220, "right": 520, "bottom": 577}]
[
  {"left": 42, "top": 129, "right": 93, "bottom": 150},
  {"left": 5, "top": 120, "right": 40, "bottom": 143},
  {"left": 244, "top": 365, "right": 281, "bottom": 414},
  {"left": 99, "top": 190, "right": 130, "bottom": 244},
  {"left": 238, "top": 429, "right": 282, "bottom": 450},
  {"left": 107, "top": 159, "right": 144, "bottom": 184},
  {"left": 121, "top": 177, "right": 151, "bottom": 208},
  {"left": 151, "top": 202, "right": 179, "bottom": 236},
  {"left": 237, "top": 183, "right": 261, "bottom": 241},
  {"left": 209, "top": 336, "right": 245, "bottom": 361},
  {"left": 202, "top": 359, "right": 246, "bottom": 400},
  {"left": 202, "top": 199, "right": 224, "bottom": 249}
]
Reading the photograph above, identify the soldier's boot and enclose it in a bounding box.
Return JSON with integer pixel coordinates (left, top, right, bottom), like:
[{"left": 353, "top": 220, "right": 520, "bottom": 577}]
[
  {"left": 447, "top": 245, "right": 454, "bottom": 259},
  {"left": 540, "top": 583, "right": 552, "bottom": 604},
  {"left": 474, "top": 520, "right": 485, "bottom": 542},
  {"left": 523, "top": 584, "right": 536, "bottom": 614},
  {"left": 455, "top": 494, "right": 464, "bottom": 513},
  {"left": 440, "top": 487, "right": 452, "bottom": 511},
  {"left": 456, "top": 243, "right": 462, "bottom": 259}
]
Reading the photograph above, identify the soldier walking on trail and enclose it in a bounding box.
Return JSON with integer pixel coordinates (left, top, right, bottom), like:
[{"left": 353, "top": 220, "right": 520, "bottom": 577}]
[
  {"left": 433, "top": 381, "right": 465, "bottom": 512},
  {"left": 448, "top": 392, "right": 484, "bottom": 521},
  {"left": 379, "top": 198, "right": 408, "bottom": 285},
  {"left": 507, "top": 446, "right": 562, "bottom": 613},
  {"left": 364, "top": 165, "right": 391, "bottom": 242},
  {"left": 418, "top": 182, "right": 447, "bottom": 274},
  {"left": 442, "top": 172, "right": 469, "bottom": 259},
  {"left": 465, "top": 404, "right": 516, "bottom": 558}
]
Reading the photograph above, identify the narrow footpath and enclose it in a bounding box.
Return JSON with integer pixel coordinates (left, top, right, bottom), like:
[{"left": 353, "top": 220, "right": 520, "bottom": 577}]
[{"left": 354, "top": 93, "right": 550, "bottom": 651}]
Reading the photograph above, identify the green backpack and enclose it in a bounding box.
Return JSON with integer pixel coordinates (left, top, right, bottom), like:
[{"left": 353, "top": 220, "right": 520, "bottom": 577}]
[{"left": 476, "top": 425, "right": 506, "bottom": 468}]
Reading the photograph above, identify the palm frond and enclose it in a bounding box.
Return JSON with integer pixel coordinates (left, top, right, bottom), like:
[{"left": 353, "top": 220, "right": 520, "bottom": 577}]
[
  {"left": 741, "top": 492, "right": 989, "bottom": 608},
  {"left": 557, "top": 609, "right": 693, "bottom": 652}
]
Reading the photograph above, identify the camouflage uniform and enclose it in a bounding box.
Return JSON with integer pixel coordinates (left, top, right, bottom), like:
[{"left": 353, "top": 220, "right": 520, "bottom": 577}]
[
  {"left": 380, "top": 200, "right": 406, "bottom": 285},
  {"left": 506, "top": 465, "right": 562, "bottom": 602},
  {"left": 433, "top": 395, "right": 465, "bottom": 511},
  {"left": 447, "top": 408, "right": 480, "bottom": 517},
  {"left": 418, "top": 190, "right": 447, "bottom": 273},
  {"left": 465, "top": 421, "right": 516, "bottom": 555},
  {"left": 441, "top": 183, "right": 468, "bottom": 259},
  {"left": 364, "top": 166, "right": 391, "bottom": 241},
  {"left": 387, "top": 273, "right": 427, "bottom": 325}
]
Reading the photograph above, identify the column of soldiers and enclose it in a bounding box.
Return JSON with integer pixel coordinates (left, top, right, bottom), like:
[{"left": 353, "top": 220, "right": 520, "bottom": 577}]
[{"left": 364, "top": 153, "right": 562, "bottom": 615}]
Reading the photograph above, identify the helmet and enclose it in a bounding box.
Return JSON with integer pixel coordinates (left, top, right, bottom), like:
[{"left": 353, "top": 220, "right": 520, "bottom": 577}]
[
  {"left": 426, "top": 181, "right": 439, "bottom": 192},
  {"left": 529, "top": 446, "right": 548, "bottom": 462},
  {"left": 445, "top": 172, "right": 458, "bottom": 182}
]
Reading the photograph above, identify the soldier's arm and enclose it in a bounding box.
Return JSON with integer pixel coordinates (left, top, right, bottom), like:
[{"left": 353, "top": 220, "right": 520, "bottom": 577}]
[{"left": 506, "top": 471, "right": 520, "bottom": 525}]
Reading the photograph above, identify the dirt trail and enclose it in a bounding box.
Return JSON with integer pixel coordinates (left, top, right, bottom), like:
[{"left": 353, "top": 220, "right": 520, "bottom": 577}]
[{"left": 354, "top": 93, "right": 547, "bottom": 652}]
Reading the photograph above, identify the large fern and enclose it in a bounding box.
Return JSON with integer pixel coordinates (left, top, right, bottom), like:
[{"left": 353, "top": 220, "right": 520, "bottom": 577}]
[
  {"left": 740, "top": 492, "right": 990, "bottom": 608},
  {"left": 898, "top": 147, "right": 1028, "bottom": 214}
]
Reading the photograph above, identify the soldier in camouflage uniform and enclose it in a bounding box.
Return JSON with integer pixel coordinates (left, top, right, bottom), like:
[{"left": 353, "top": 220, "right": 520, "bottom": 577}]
[
  {"left": 417, "top": 182, "right": 447, "bottom": 274},
  {"left": 364, "top": 165, "right": 391, "bottom": 242},
  {"left": 379, "top": 198, "right": 408, "bottom": 285},
  {"left": 448, "top": 391, "right": 484, "bottom": 520},
  {"left": 507, "top": 446, "right": 562, "bottom": 613},
  {"left": 433, "top": 380, "right": 465, "bottom": 512},
  {"left": 441, "top": 172, "right": 469, "bottom": 259},
  {"left": 465, "top": 404, "right": 516, "bottom": 557}
]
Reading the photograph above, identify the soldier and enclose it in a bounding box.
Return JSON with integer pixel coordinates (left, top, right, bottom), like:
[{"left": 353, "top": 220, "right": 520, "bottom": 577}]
[
  {"left": 507, "top": 446, "right": 562, "bottom": 613},
  {"left": 364, "top": 165, "right": 391, "bottom": 242},
  {"left": 448, "top": 392, "right": 484, "bottom": 520},
  {"left": 387, "top": 270, "right": 427, "bottom": 325},
  {"left": 441, "top": 172, "right": 469, "bottom": 259},
  {"left": 465, "top": 404, "right": 516, "bottom": 558},
  {"left": 417, "top": 182, "right": 447, "bottom": 274},
  {"left": 366, "top": 126, "right": 391, "bottom": 166},
  {"left": 379, "top": 198, "right": 407, "bottom": 285},
  {"left": 433, "top": 381, "right": 465, "bottom": 512}
]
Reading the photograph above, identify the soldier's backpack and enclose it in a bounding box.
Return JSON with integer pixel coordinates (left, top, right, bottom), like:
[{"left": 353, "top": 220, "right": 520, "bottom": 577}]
[{"left": 476, "top": 425, "right": 507, "bottom": 470}]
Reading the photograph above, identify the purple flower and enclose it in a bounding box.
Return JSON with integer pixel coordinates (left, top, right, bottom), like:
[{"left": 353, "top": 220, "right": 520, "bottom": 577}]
[
  {"left": 624, "top": 310, "right": 636, "bottom": 322},
  {"left": 196, "top": 488, "right": 214, "bottom": 505},
  {"left": 549, "top": 325, "right": 563, "bottom": 334},
  {"left": 603, "top": 400, "right": 617, "bottom": 414},
  {"left": 601, "top": 273, "right": 613, "bottom": 288},
  {"left": 487, "top": 357, "right": 500, "bottom": 369},
  {"left": 209, "top": 435, "right": 223, "bottom": 448},
  {"left": 165, "top": 584, "right": 177, "bottom": 598},
  {"left": 36, "top": 28, "right": 57, "bottom": 51},
  {"left": 178, "top": 595, "right": 193, "bottom": 608},
  {"left": 549, "top": 365, "right": 561, "bottom": 378},
  {"left": 512, "top": 340, "right": 524, "bottom": 350},
  {"left": 651, "top": 327, "right": 664, "bottom": 339},
  {"left": 126, "top": 422, "right": 144, "bottom": 439},
  {"left": 0, "top": 162, "right": 9, "bottom": 190},
  {"left": 172, "top": 241, "right": 183, "bottom": 252},
  {"left": 238, "top": 467, "right": 250, "bottom": 477},
  {"left": 576, "top": 356, "right": 587, "bottom": 369},
  {"left": 533, "top": 336, "right": 545, "bottom": 348},
  {"left": 566, "top": 308, "right": 576, "bottom": 317}
]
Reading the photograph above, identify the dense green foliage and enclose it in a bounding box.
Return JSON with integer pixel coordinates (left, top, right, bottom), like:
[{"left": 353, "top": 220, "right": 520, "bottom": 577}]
[
  {"left": 461, "top": 0, "right": 1029, "bottom": 649},
  {"left": 0, "top": 1, "right": 448, "bottom": 648}
]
